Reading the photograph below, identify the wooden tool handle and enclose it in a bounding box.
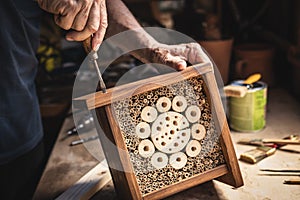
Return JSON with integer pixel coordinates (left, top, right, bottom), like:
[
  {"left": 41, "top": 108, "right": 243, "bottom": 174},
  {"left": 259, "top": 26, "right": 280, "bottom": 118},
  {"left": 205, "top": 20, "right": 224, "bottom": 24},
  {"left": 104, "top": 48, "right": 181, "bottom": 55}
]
[
  {"left": 262, "top": 139, "right": 300, "bottom": 145},
  {"left": 83, "top": 36, "right": 93, "bottom": 53},
  {"left": 284, "top": 178, "right": 300, "bottom": 185}
]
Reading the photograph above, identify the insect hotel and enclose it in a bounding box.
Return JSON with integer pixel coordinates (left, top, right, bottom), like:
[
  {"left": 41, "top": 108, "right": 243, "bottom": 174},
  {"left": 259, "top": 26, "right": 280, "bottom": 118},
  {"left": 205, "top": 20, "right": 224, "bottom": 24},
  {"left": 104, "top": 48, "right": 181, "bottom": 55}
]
[{"left": 75, "top": 62, "right": 243, "bottom": 199}]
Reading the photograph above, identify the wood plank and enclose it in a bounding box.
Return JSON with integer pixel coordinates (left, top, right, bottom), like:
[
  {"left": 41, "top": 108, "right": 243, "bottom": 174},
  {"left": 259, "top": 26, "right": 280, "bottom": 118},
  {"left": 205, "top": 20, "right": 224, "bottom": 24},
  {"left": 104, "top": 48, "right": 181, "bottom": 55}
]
[
  {"left": 56, "top": 160, "right": 111, "bottom": 200},
  {"left": 74, "top": 63, "right": 212, "bottom": 110},
  {"left": 143, "top": 165, "right": 228, "bottom": 200},
  {"left": 203, "top": 72, "right": 243, "bottom": 187},
  {"left": 104, "top": 106, "right": 142, "bottom": 199},
  {"left": 93, "top": 107, "right": 133, "bottom": 200},
  {"left": 33, "top": 111, "right": 102, "bottom": 200}
]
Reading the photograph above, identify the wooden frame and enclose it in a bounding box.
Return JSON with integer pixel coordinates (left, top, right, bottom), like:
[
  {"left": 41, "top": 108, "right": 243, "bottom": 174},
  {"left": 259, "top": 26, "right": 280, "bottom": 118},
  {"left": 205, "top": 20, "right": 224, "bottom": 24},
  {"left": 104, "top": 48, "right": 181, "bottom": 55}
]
[{"left": 75, "top": 63, "right": 243, "bottom": 199}]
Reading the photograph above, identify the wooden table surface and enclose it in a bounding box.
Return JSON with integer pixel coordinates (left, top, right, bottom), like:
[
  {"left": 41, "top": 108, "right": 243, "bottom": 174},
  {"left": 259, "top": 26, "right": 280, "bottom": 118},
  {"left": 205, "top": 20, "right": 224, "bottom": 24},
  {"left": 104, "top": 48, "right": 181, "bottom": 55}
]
[{"left": 34, "top": 88, "right": 300, "bottom": 200}]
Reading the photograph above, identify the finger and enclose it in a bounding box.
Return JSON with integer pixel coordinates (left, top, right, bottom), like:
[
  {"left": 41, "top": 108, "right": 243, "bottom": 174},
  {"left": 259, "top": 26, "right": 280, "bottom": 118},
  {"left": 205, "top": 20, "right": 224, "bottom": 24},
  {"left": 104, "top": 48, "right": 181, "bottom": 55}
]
[
  {"left": 164, "top": 55, "right": 187, "bottom": 70},
  {"left": 151, "top": 48, "right": 187, "bottom": 71},
  {"left": 71, "top": 0, "right": 93, "bottom": 31},
  {"left": 66, "top": 1, "right": 100, "bottom": 41},
  {"left": 91, "top": 0, "right": 108, "bottom": 51},
  {"left": 170, "top": 43, "right": 211, "bottom": 65},
  {"left": 187, "top": 43, "right": 211, "bottom": 64},
  {"left": 54, "top": 3, "right": 81, "bottom": 30},
  {"left": 196, "top": 45, "right": 211, "bottom": 63}
]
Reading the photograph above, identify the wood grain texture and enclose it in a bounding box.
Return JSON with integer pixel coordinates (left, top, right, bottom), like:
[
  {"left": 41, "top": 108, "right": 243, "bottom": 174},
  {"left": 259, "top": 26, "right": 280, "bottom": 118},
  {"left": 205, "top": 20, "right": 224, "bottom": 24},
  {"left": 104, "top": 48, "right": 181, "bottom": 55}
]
[
  {"left": 93, "top": 107, "right": 138, "bottom": 200},
  {"left": 104, "top": 106, "right": 142, "bottom": 199},
  {"left": 143, "top": 165, "right": 228, "bottom": 200},
  {"left": 203, "top": 72, "right": 243, "bottom": 187},
  {"left": 81, "top": 63, "right": 243, "bottom": 199},
  {"left": 74, "top": 63, "right": 212, "bottom": 110},
  {"left": 56, "top": 160, "right": 111, "bottom": 200}
]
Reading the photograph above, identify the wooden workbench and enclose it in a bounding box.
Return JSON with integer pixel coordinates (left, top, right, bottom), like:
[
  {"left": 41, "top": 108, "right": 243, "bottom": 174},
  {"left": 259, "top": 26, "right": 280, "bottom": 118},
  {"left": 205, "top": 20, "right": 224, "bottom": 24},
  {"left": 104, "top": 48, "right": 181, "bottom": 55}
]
[{"left": 34, "top": 88, "right": 300, "bottom": 200}]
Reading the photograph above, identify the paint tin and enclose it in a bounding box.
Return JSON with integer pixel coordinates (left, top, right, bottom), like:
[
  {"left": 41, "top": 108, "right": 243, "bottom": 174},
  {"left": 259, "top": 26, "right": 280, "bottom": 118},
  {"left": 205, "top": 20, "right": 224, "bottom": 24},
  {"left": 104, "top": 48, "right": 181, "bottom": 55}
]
[{"left": 228, "top": 80, "right": 267, "bottom": 132}]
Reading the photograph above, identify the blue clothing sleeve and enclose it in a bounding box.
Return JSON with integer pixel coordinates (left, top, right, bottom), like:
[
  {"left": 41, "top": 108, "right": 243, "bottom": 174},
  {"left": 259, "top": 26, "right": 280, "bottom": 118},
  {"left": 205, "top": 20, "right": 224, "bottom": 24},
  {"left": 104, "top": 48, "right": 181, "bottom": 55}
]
[{"left": 0, "top": 0, "right": 43, "bottom": 164}]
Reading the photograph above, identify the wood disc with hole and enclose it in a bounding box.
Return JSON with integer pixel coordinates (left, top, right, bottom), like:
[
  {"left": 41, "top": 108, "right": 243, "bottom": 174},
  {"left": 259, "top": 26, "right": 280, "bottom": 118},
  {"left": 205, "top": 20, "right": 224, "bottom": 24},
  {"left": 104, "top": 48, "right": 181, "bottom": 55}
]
[
  {"left": 191, "top": 123, "right": 206, "bottom": 140},
  {"left": 136, "top": 122, "right": 151, "bottom": 139},
  {"left": 185, "top": 105, "right": 201, "bottom": 123},
  {"left": 172, "top": 96, "right": 187, "bottom": 112},
  {"left": 156, "top": 97, "right": 172, "bottom": 113},
  {"left": 169, "top": 152, "right": 187, "bottom": 169},
  {"left": 138, "top": 139, "right": 155, "bottom": 158},
  {"left": 141, "top": 106, "right": 158, "bottom": 122},
  {"left": 150, "top": 152, "right": 168, "bottom": 169},
  {"left": 185, "top": 140, "right": 201, "bottom": 157}
]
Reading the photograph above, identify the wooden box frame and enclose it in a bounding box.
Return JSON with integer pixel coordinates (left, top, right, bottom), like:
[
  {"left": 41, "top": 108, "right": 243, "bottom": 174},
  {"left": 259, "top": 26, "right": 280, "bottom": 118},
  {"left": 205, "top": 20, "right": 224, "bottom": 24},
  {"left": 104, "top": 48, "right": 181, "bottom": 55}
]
[{"left": 75, "top": 63, "right": 243, "bottom": 199}]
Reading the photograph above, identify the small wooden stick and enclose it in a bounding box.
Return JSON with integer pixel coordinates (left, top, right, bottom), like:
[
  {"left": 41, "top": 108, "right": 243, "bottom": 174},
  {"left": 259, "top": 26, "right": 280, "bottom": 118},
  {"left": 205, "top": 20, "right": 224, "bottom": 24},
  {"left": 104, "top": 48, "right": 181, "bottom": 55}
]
[
  {"left": 284, "top": 178, "right": 300, "bottom": 184},
  {"left": 262, "top": 139, "right": 300, "bottom": 145}
]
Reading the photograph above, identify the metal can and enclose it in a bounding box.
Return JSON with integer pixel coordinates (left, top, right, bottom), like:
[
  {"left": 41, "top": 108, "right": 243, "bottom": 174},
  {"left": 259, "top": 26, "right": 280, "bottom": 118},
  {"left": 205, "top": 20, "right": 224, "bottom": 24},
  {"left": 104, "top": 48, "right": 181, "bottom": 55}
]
[{"left": 228, "top": 80, "right": 267, "bottom": 132}]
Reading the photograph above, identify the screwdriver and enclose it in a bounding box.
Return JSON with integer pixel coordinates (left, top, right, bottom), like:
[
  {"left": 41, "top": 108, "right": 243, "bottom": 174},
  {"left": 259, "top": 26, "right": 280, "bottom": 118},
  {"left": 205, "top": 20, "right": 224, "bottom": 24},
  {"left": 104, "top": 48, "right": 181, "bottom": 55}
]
[
  {"left": 83, "top": 37, "right": 107, "bottom": 93},
  {"left": 89, "top": 50, "right": 107, "bottom": 93},
  {"left": 66, "top": 114, "right": 94, "bottom": 136}
]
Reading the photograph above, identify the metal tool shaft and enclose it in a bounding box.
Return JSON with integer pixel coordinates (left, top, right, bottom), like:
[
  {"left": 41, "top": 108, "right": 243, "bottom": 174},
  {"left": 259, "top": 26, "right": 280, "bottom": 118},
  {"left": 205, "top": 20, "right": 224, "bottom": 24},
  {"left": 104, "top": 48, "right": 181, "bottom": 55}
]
[{"left": 90, "top": 51, "right": 107, "bottom": 93}]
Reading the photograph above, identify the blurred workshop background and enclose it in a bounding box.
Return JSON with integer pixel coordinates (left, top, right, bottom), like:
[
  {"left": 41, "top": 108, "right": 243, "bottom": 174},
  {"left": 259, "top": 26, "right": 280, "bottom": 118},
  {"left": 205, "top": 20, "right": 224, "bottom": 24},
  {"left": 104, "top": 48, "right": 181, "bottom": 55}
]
[{"left": 31, "top": 1, "right": 300, "bottom": 199}]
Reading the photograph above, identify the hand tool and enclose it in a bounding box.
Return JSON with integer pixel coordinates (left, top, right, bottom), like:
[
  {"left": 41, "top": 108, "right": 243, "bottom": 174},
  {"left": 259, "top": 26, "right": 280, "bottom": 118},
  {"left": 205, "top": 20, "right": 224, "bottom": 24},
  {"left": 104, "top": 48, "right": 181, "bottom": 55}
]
[
  {"left": 238, "top": 135, "right": 300, "bottom": 146},
  {"left": 260, "top": 169, "right": 300, "bottom": 173},
  {"left": 243, "top": 73, "right": 261, "bottom": 85},
  {"left": 258, "top": 169, "right": 300, "bottom": 178},
  {"left": 224, "top": 73, "right": 261, "bottom": 97},
  {"left": 66, "top": 114, "right": 94, "bottom": 136},
  {"left": 70, "top": 135, "right": 99, "bottom": 146},
  {"left": 239, "top": 135, "right": 299, "bottom": 164},
  {"left": 240, "top": 146, "right": 276, "bottom": 164},
  {"left": 260, "top": 139, "right": 300, "bottom": 145},
  {"left": 83, "top": 37, "right": 107, "bottom": 93}
]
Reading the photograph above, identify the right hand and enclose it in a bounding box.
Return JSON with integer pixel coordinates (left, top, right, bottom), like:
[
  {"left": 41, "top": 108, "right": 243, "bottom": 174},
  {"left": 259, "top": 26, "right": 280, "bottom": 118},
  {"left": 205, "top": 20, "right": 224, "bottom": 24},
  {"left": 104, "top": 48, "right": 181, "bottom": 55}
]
[{"left": 37, "top": 0, "right": 108, "bottom": 50}]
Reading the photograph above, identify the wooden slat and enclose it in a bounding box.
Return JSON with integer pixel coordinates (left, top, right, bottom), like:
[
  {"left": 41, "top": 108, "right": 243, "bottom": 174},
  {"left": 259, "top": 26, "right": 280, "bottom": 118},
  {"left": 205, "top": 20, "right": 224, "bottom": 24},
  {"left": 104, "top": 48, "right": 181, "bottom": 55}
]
[
  {"left": 104, "top": 106, "right": 142, "bottom": 199},
  {"left": 203, "top": 72, "right": 244, "bottom": 187},
  {"left": 143, "top": 165, "right": 228, "bottom": 200},
  {"left": 56, "top": 160, "right": 111, "bottom": 200},
  {"left": 93, "top": 107, "right": 137, "bottom": 200},
  {"left": 74, "top": 63, "right": 212, "bottom": 110}
]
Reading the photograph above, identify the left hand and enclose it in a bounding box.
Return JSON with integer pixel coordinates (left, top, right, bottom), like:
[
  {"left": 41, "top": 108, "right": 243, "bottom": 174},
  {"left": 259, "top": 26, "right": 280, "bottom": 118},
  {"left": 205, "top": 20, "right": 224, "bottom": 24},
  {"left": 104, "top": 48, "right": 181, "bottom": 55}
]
[
  {"left": 152, "top": 43, "right": 211, "bottom": 70},
  {"left": 134, "top": 43, "right": 211, "bottom": 71}
]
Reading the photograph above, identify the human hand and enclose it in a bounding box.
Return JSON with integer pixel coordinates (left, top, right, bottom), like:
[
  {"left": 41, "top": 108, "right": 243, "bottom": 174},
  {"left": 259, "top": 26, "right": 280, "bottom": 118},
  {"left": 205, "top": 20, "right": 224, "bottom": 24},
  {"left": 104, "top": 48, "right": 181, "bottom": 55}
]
[
  {"left": 37, "top": 0, "right": 107, "bottom": 50},
  {"left": 145, "top": 43, "right": 211, "bottom": 71}
]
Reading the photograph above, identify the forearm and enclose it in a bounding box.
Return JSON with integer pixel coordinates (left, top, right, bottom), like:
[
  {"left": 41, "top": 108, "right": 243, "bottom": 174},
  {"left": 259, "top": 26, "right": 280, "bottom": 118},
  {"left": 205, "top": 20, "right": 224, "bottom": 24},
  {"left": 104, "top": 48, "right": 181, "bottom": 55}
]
[
  {"left": 105, "top": 0, "right": 161, "bottom": 63},
  {"left": 105, "top": 0, "right": 210, "bottom": 70}
]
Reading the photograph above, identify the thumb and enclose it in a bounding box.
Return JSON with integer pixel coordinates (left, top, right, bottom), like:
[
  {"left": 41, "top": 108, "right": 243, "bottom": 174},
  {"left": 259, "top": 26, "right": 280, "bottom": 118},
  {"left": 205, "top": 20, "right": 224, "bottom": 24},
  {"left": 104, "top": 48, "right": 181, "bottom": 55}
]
[{"left": 165, "top": 55, "right": 187, "bottom": 71}]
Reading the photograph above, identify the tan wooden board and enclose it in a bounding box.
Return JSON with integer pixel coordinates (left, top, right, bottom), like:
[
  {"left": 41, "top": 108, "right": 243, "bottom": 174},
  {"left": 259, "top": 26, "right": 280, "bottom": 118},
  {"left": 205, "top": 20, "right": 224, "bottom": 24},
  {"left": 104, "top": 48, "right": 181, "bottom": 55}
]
[{"left": 56, "top": 160, "right": 111, "bottom": 200}]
